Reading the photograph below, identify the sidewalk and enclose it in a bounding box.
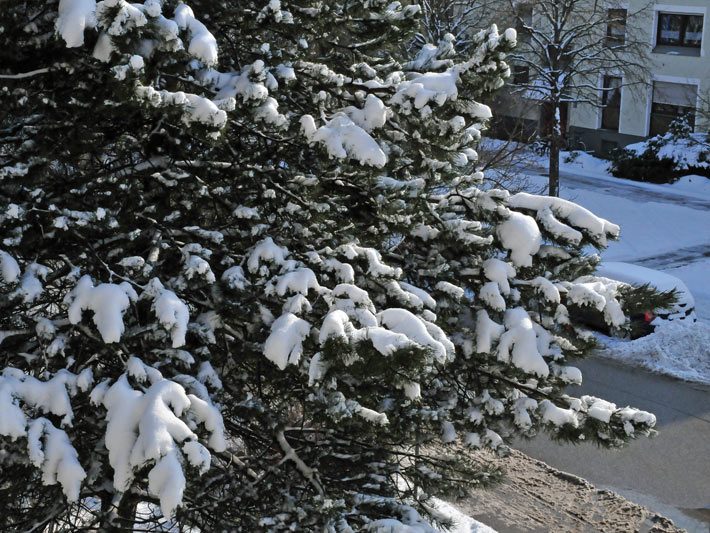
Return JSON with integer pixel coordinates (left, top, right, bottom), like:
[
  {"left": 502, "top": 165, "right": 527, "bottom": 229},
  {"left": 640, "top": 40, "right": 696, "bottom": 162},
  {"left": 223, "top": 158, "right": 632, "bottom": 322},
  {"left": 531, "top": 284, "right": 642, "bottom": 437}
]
[{"left": 455, "top": 449, "right": 682, "bottom": 533}]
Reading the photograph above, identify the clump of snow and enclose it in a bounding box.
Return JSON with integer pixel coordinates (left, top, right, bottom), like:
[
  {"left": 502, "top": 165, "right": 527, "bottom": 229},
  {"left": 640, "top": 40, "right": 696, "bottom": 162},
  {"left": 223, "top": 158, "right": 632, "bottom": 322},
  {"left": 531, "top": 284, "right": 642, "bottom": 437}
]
[
  {"left": 301, "top": 114, "right": 387, "bottom": 168},
  {"left": 344, "top": 94, "right": 389, "bottom": 132},
  {"left": 483, "top": 258, "right": 515, "bottom": 294},
  {"left": 356, "top": 405, "right": 389, "bottom": 426},
  {"left": 134, "top": 86, "right": 229, "bottom": 129},
  {"left": 538, "top": 399, "right": 578, "bottom": 428},
  {"left": 496, "top": 211, "right": 541, "bottom": 268},
  {"left": 0, "top": 250, "right": 21, "bottom": 284},
  {"left": 221, "top": 265, "right": 249, "bottom": 290},
  {"left": 27, "top": 418, "right": 87, "bottom": 501},
  {"left": 247, "top": 236, "right": 289, "bottom": 273},
  {"left": 475, "top": 310, "right": 505, "bottom": 354},
  {"left": 565, "top": 276, "right": 626, "bottom": 328},
  {"left": 56, "top": 0, "right": 97, "bottom": 47},
  {"left": 580, "top": 396, "right": 616, "bottom": 423},
  {"left": 142, "top": 278, "right": 190, "bottom": 348},
  {"left": 435, "top": 281, "right": 465, "bottom": 300},
  {"left": 479, "top": 281, "right": 506, "bottom": 311},
  {"left": 264, "top": 313, "right": 311, "bottom": 370},
  {"left": 0, "top": 369, "right": 88, "bottom": 500},
  {"left": 378, "top": 308, "right": 454, "bottom": 363},
  {"left": 497, "top": 308, "right": 549, "bottom": 377},
  {"left": 100, "top": 373, "right": 225, "bottom": 518},
  {"left": 391, "top": 68, "right": 461, "bottom": 110},
  {"left": 273, "top": 267, "right": 321, "bottom": 296},
  {"left": 150, "top": 284, "right": 190, "bottom": 348},
  {"left": 66, "top": 275, "right": 138, "bottom": 343},
  {"left": 173, "top": 4, "right": 218, "bottom": 65},
  {"left": 509, "top": 192, "right": 620, "bottom": 247}
]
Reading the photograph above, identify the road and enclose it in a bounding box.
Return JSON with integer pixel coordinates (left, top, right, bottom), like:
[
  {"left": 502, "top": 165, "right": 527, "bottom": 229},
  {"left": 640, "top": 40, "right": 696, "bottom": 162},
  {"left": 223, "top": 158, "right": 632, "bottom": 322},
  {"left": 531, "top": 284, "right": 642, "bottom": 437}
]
[
  {"left": 515, "top": 356, "right": 710, "bottom": 532},
  {"left": 631, "top": 243, "right": 710, "bottom": 270},
  {"left": 557, "top": 169, "right": 710, "bottom": 211}
]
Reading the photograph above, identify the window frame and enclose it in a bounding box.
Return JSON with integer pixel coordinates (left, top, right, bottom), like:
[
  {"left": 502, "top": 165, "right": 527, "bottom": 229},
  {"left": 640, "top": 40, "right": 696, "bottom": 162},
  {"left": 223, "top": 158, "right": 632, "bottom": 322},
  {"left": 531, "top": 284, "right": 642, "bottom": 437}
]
[
  {"left": 606, "top": 8, "right": 627, "bottom": 46},
  {"left": 656, "top": 12, "right": 704, "bottom": 48},
  {"left": 600, "top": 75, "right": 622, "bottom": 132},
  {"left": 648, "top": 80, "right": 698, "bottom": 136},
  {"left": 512, "top": 66, "right": 530, "bottom": 85}
]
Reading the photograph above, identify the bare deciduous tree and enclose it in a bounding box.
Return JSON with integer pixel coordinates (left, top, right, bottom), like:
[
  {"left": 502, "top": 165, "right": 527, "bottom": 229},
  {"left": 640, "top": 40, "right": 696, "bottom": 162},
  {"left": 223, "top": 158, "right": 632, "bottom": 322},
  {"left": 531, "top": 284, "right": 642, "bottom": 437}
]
[
  {"left": 504, "top": 0, "right": 651, "bottom": 195},
  {"left": 416, "top": 0, "right": 652, "bottom": 196}
]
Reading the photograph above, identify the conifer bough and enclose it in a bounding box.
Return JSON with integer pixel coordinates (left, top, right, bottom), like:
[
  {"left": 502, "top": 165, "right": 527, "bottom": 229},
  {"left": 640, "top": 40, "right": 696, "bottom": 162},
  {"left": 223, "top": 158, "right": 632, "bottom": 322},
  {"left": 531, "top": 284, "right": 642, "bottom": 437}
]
[{"left": 0, "top": 0, "right": 655, "bottom": 530}]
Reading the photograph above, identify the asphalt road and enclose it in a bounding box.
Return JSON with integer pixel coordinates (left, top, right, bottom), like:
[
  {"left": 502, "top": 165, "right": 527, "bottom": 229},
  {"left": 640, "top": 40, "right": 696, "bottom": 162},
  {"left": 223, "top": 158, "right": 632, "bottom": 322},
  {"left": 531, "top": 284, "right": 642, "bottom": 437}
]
[
  {"left": 515, "top": 356, "right": 710, "bottom": 532},
  {"left": 518, "top": 162, "right": 710, "bottom": 211}
]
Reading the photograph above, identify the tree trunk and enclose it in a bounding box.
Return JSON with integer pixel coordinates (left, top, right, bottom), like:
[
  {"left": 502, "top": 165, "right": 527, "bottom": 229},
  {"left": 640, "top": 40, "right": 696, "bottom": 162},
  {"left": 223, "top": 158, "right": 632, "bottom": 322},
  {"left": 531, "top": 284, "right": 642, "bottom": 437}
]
[
  {"left": 549, "top": 136, "right": 560, "bottom": 197},
  {"left": 548, "top": 99, "right": 562, "bottom": 197}
]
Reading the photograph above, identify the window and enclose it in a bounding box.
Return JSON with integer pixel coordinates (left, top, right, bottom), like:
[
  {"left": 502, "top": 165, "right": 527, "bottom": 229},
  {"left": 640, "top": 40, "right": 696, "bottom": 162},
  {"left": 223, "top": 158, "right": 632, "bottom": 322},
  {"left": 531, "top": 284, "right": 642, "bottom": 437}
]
[
  {"left": 601, "top": 76, "right": 622, "bottom": 131},
  {"left": 657, "top": 13, "right": 703, "bottom": 48},
  {"left": 606, "top": 9, "right": 627, "bottom": 46},
  {"left": 513, "top": 66, "right": 530, "bottom": 85},
  {"left": 516, "top": 4, "right": 533, "bottom": 34},
  {"left": 649, "top": 81, "right": 697, "bottom": 136}
]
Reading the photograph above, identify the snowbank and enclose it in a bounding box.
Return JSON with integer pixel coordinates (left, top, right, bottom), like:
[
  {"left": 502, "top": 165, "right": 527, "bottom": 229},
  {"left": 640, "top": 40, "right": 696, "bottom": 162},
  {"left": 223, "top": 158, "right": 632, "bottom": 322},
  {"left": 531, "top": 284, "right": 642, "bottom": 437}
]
[
  {"left": 672, "top": 174, "right": 710, "bottom": 195},
  {"left": 595, "top": 320, "right": 710, "bottom": 385},
  {"left": 430, "top": 499, "right": 498, "bottom": 533}
]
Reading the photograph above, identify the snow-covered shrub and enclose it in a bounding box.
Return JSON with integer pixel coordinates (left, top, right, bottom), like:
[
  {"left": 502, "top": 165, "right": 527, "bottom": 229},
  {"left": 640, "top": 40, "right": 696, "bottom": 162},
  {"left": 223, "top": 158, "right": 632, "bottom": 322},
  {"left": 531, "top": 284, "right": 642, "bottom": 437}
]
[
  {"left": 612, "top": 119, "right": 710, "bottom": 182},
  {"left": 0, "top": 1, "right": 656, "bottom": 530}
]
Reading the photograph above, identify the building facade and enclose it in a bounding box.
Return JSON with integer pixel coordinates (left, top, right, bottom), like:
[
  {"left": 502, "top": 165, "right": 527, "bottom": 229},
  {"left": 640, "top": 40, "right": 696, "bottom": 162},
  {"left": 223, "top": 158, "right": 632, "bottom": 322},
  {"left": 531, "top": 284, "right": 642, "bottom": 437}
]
[
  {"left": 485, "top": 0, "right": 710, "bottom": 156},
  {"left": 569, "top": 0, "right": 710, "bottom": 155}
]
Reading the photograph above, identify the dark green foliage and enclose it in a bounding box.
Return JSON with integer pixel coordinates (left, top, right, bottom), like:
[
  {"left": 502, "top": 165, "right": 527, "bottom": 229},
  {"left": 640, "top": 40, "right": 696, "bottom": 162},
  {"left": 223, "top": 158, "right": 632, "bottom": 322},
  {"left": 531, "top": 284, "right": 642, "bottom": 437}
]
[{"left": 611, "top": 119, "right": 710, "bottom": 182}]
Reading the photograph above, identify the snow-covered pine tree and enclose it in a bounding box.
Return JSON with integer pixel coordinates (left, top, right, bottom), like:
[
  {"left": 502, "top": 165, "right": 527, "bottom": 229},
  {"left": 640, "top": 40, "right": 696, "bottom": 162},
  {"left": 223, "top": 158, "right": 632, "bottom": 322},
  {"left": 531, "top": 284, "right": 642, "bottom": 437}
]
[{"left": 1, "top": 1, "right": 656, "bottom": 530}]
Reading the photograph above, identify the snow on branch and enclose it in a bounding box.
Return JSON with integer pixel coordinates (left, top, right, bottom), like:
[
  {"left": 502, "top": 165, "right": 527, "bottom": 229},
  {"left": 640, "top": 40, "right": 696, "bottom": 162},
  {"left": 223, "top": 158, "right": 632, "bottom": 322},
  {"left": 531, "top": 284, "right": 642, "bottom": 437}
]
[
  {"left": 98, "top": 368, "right": 226, "bottom": 518},
  {"left": 56, "top": 0, "right": 97, "bottom": 47},
  {"left": 65, "top": 275, "right": 138, "bottom": 343},
  {"left": 509, "top": 192, "right": 620, "bottom": 246},
  {"left": 301, "top": 114, "right": 387, "bottom": 168},
  {"left": 0, "top": 368, "right": 92, "bottom": 500}
]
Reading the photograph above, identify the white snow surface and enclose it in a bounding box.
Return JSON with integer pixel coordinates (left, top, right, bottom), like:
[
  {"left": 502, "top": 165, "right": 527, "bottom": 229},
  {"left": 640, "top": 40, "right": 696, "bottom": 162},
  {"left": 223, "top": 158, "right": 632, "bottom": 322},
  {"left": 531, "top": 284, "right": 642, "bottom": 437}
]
[{"left": 596, "top": 320, "right": 710, "bottom": 385}]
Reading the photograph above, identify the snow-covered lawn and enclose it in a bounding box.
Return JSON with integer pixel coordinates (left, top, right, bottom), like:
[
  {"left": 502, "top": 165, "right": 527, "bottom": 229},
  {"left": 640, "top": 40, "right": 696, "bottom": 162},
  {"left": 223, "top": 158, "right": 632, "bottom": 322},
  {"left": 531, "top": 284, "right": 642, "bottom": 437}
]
[{"left": 508, "top": 145, "right": 710, "bottom": 384}]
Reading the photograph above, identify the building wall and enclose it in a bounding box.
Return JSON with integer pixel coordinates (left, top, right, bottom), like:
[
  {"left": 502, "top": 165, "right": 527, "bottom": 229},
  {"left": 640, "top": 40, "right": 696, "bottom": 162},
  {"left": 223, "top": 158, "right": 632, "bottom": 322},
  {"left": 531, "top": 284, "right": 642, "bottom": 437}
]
[{"left": 569, "top": 0, "right": 710, "bottom": 141}]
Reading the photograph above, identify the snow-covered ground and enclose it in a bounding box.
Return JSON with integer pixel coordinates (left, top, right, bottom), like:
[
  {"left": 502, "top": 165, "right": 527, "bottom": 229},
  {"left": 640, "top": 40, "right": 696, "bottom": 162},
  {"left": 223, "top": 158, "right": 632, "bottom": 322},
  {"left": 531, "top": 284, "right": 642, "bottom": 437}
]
[{"left": 502, "top": 144, "right": 710, "bottom": 384}]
